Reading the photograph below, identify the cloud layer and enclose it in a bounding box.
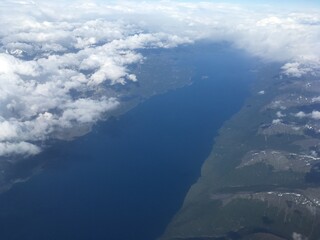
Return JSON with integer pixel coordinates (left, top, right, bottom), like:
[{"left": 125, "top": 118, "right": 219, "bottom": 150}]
[{"left": 0, "top": 0, "right": 319, "bottom": 157}]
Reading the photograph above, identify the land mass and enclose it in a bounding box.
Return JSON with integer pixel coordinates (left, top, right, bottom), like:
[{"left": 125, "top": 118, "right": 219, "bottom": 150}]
[{"left": 161, "top": 64, "right": 320, "bottom": 240}]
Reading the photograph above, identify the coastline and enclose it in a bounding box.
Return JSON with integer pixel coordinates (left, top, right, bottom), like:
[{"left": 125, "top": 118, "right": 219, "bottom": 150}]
[
  {"left": 160, "top": 63, "right": 313, "bottom": 240},
  {"left": 161, "top": 60, "right": 320, "bottom": 239}
]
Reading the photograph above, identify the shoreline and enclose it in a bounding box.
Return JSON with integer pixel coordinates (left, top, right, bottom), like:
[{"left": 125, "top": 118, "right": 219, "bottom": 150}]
[{"left": 161, "top": 62, "right": 320, "bottom": 239}]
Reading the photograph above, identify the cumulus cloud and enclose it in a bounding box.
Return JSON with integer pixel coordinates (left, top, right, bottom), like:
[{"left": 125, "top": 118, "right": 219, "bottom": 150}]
[
  {"left": 294, "top": 111, "right": 320, "bottom": 120},
  {"left": 311, "top": 111, "right": 320, "bottom": 120},
  {"left": 0, "top": 142, "right": 41, "bottom": 157},
  {"left": 295, "top": 111, "right": 308, "bottom": 118},
  {"left": 276, "top": 111, "right": 286, "bottom": 118},
  {"left": 282, "top": 61, "right": 319, "bottom": 77},
  {"left": 0, "top": 0, "right": 319, "bottom": 157}
]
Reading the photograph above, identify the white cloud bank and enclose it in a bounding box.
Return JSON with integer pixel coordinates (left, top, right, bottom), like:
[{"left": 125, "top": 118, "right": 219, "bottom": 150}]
[{"left": 0, "top": 0, "right": 319, "bottom": 157}]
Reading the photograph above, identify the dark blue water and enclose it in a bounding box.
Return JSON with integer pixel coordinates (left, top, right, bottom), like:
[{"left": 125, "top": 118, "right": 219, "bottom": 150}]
[{"left": 0, "top": 44, "right": 255, "bottom": 240}]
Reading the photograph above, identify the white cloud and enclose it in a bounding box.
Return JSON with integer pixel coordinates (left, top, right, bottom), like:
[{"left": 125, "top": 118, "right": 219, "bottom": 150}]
[
  {"left": 294, "top": 111, "right": 320, "bottom": 120},
  {"left": 312, "top": 96, "right": 320, "bottom": 103},
  {"left": 281, "top": 62, "right": 316, "bottom": 77},
  {"left": 0, "top": 142, "right": 41, "bottom": 157},
  {"left": 295, "top": 111, "right": 308, "bottom": 118},
  {"left": 272, "top": 119, "right": 282, "bottom": 124},
  {"left": 60, "top": 98, "right": 119, "bottom": 125},
  {"left": 276, "top": 111, "right": 286, "bottom": 118},
  {"left": 311, "top": 111, "right": 320, "bottom": 120},
  {"left": 0, "top": 0, "right": 319, "bottom": 157},
  {"left": 281, "top": 62, "right": 308, "bottom": 78}
]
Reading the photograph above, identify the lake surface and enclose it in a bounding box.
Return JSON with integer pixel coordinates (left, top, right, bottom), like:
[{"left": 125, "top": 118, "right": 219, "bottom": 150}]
[{"left": 0, "top": 44, "right": 255, "bottom": 240}]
